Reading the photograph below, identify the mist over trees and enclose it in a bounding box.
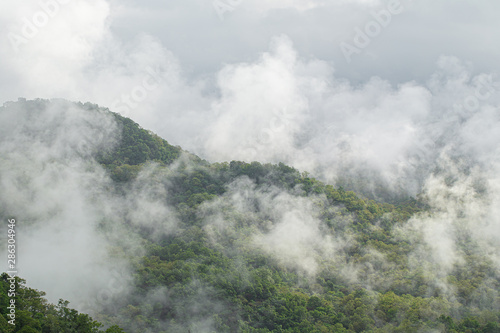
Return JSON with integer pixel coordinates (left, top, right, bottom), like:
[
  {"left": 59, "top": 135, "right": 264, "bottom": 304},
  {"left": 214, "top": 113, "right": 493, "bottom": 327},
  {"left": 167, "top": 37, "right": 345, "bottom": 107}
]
[
  {"left": 2, "top": 0, "right": 500, "bottom": 332},
  {"left": 1, "top": 99, "right": 499, "bottom": 332}
]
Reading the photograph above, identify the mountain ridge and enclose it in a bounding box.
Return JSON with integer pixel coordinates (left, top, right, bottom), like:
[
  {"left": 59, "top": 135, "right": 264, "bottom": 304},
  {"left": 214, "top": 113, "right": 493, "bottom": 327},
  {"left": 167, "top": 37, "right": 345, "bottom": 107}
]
[{"left": 0, "top": 98, "right": 499, "bottom": 333}]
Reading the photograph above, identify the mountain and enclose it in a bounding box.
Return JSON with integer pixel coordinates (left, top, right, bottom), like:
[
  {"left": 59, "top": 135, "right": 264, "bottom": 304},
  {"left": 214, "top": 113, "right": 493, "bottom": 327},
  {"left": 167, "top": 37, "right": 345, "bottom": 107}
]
[{"left": 0, "top": 99, "right": 499, "bottom": 333}]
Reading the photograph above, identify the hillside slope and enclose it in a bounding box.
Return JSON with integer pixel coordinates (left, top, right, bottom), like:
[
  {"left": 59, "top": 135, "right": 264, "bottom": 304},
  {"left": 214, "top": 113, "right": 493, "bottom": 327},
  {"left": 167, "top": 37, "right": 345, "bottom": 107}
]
[{"left": 0, "top": 99, "right": 499, "bottom": 333}]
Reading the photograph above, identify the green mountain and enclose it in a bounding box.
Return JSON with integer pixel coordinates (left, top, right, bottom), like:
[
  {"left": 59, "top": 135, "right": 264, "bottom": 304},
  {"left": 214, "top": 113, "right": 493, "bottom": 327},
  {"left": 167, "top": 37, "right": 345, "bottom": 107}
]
[{"left": 0, "top": 99, "right": 499, "bottom": 333}]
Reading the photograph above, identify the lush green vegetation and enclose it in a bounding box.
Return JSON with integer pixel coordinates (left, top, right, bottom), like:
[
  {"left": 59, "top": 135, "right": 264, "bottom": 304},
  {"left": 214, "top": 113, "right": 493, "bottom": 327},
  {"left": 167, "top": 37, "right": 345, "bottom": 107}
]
[
  {"left": 1, "top": 100, "right": 499, "bottom": 332},
  {"left": 97, "top": 159, "right": 498, "bottom": 332},
  {"left": 96, "top": 112, "right": 183, "bottom": 181},
  {"left": 0, "top": 274, "right": 124, "bottom": 333}
]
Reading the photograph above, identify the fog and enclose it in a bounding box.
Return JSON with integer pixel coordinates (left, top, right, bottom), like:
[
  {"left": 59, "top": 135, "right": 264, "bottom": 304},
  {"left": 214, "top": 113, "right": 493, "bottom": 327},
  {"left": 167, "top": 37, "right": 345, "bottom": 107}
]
[
  {"left": 1, "top": 1, "right": 499, "bottom": 191},
  {"left": 1, "top": 0, "right": 500, "bottom": 329}
]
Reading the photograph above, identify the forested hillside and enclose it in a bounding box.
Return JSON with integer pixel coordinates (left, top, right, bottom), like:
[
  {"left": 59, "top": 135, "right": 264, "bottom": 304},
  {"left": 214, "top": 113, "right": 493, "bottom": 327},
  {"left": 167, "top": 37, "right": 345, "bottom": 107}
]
[{"left": 1, "top": 99, "right": 499, "bottom": 332}]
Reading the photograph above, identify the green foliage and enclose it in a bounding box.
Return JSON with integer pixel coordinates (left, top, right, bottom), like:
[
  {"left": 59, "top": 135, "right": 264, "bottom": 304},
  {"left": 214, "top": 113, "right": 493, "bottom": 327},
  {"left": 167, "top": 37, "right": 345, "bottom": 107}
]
[
  {"left": 3, "top": 100, "right": 499, "bottom": 332},
  {"left": 105, "top": 325, "right": 126, "bottom": 333},
  {"left": 0, "top": 273, "right": 121, "bottom": 332},
  {"left": 97, "top": 113, "right": 182, "bottom": 168},
  {"left": 90, "top": 107, "right": 500, "bottom": 332}
]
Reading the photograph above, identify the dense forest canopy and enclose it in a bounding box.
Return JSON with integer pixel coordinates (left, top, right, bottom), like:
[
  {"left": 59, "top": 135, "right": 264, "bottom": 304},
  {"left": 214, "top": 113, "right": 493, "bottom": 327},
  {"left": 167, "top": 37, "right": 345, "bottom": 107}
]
[{"left": 0, "top": 99, "right": 499, "bottom": 332}]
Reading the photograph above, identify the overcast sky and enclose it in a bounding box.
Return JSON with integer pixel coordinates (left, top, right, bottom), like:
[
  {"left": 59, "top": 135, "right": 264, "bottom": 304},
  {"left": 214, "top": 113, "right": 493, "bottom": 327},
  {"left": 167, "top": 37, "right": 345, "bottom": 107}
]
[
  {"left": 2, "top": 0, "right": 500, "bottom": 87},
  {"left": 1, "top": 0, "right": 500, "bottom": 186}
]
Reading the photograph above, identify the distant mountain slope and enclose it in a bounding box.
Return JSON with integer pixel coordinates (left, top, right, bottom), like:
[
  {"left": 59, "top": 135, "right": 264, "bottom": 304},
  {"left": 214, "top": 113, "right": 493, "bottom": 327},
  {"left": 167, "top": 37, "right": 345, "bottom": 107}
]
[{"left": 1, "top": 99, "right": 499, "bottom": 333}]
